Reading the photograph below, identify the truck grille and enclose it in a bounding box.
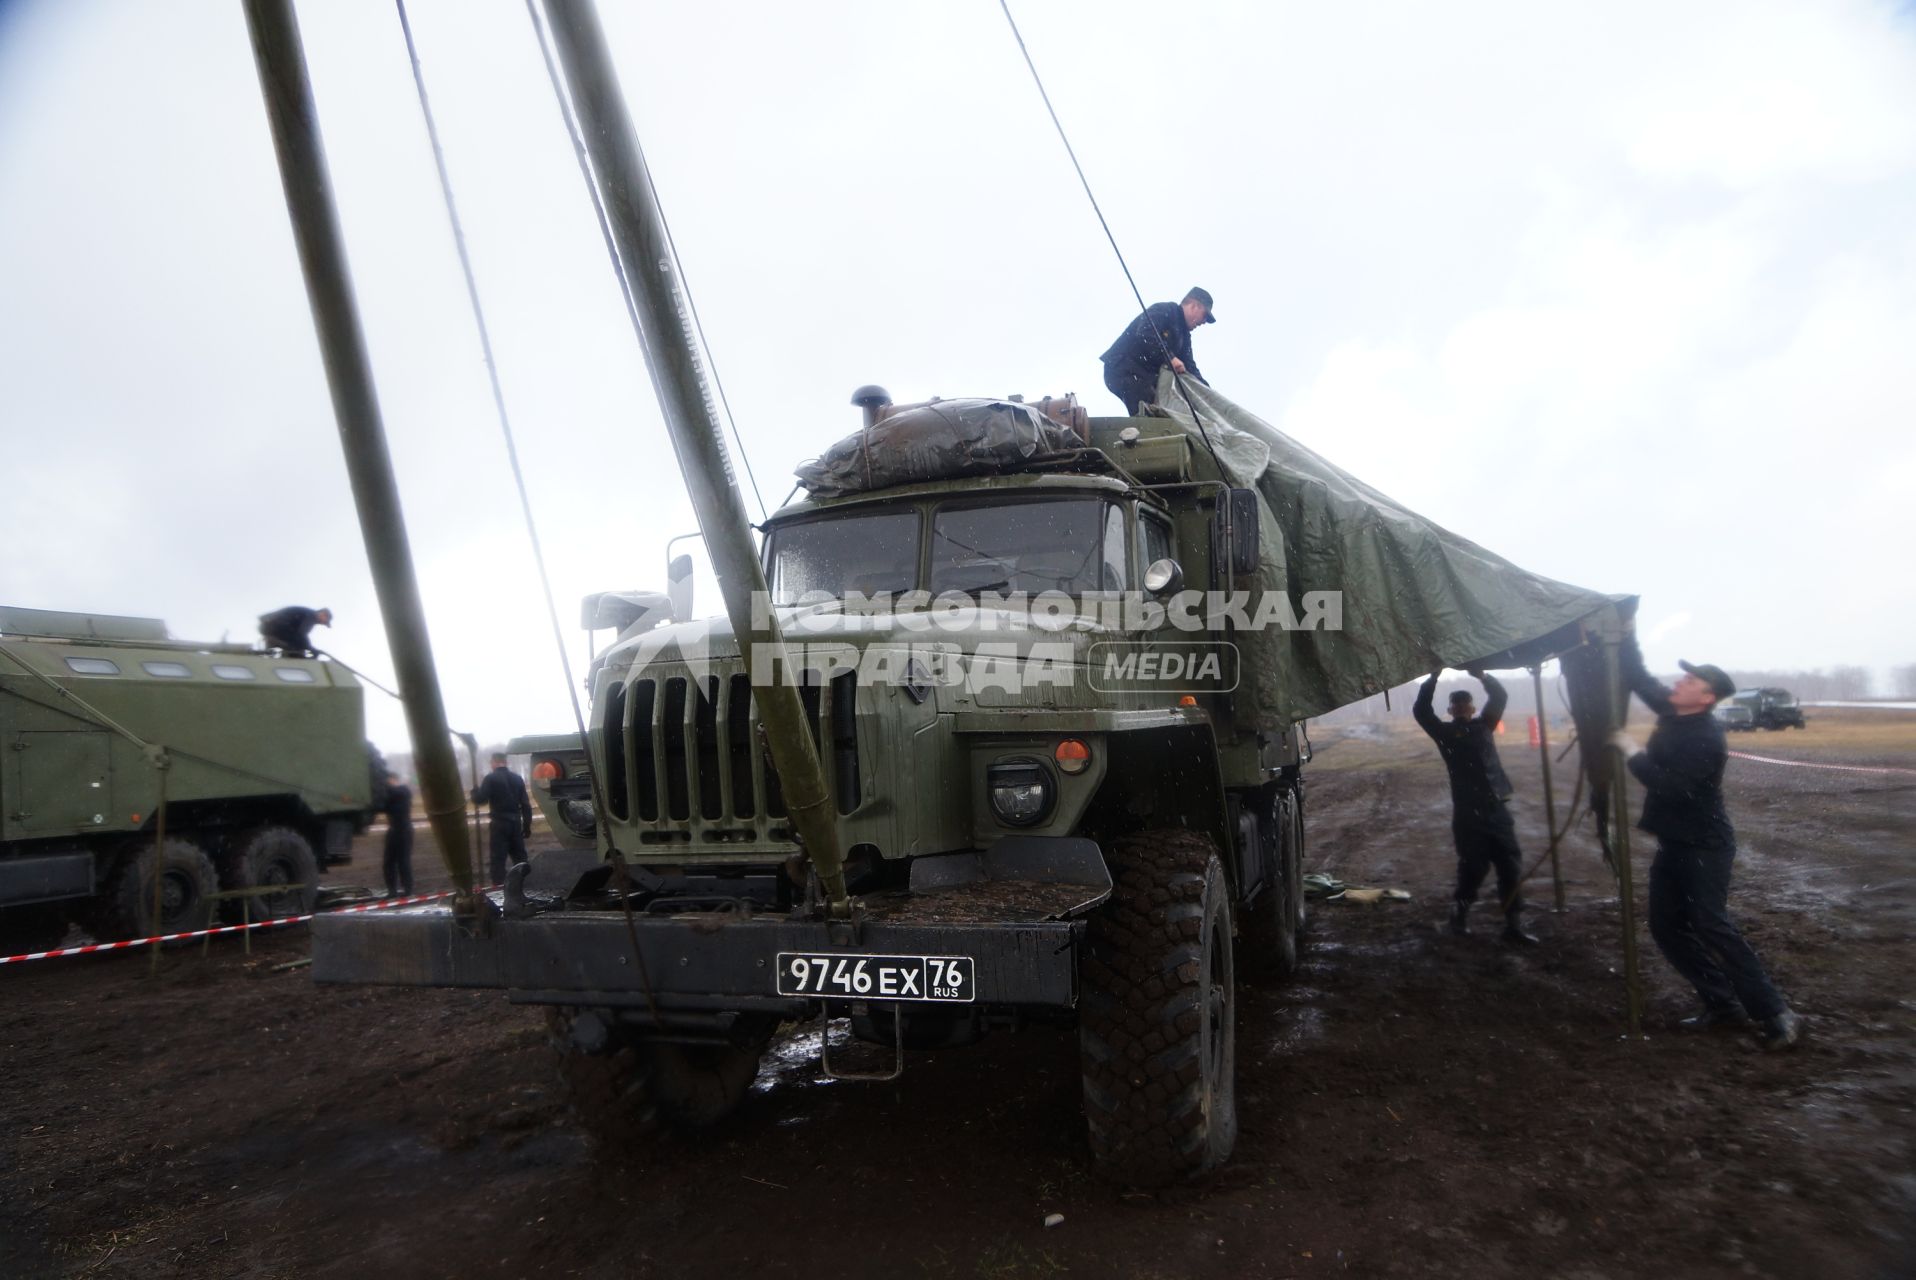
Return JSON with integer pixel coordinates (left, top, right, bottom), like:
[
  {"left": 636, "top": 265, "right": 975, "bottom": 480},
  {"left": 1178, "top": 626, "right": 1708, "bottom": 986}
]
[{"left": 601, "top": 668, "right": 860, "bottom": 838}]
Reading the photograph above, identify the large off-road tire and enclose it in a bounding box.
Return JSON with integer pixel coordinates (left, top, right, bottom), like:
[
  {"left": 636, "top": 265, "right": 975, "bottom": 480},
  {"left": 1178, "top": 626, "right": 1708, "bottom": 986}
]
[
  {"left": 97, "top": 836, "right": 217, "bottom": 940},
  {"left": 1240, "top": 785, "right": 1303, "bottom": 978},
  {"left": 1289, "top": 781, "right": 1310, "bottom": 936},
  {"left": 1080, "top": 828, "right": 1238, "bottom": 1187},
  {"left": 546, "top": 1008, "right": 765, "bottom": 1149},
  {"left": 230, "top": 826, "right": 320, "bottom": 920}
]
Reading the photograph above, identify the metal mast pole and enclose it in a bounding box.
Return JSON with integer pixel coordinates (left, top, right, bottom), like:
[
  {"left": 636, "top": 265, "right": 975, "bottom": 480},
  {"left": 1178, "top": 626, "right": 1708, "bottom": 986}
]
[
  {"left": 242, "top": 0, "right": 477, "bottom": 901},
  {"left": 1531, "top": 665, "right": 1566, "bottom": 912},
  {"left": 538, "top": 0, "right": 850, "bottom": 915}
]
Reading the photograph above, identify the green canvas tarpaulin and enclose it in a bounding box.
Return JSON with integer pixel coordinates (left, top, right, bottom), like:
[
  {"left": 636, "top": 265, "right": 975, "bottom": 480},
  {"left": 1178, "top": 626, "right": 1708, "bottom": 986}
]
[{"left": 1149, "top": 370, "right": 1632, "bottom": 728}]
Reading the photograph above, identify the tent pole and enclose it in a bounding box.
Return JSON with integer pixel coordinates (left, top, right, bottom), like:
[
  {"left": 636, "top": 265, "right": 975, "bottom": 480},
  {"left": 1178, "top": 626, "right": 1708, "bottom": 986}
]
[
  {"left": 1604, "top": 640, "right": 1644, "bottom": 1036},
  {"left": 1532, "top": 665, "right": 1566, "bottom": 913}
]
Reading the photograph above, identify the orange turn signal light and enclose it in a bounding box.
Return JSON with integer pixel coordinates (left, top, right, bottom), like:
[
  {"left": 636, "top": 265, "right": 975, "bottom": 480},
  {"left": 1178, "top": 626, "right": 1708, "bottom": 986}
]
[
  {"left": 531, "top": 759, "right": 563, "bottom": 782},
  {"left": 1054, "top": 738, "right": 1091, "bottom": 775},
  {"left": 1178, "top": 695, "right": 1199, "bottom": 707}
]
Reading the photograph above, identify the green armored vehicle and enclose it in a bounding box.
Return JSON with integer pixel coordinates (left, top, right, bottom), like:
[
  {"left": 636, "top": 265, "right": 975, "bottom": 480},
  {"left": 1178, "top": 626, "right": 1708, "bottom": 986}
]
[{"left": 0, "top": 606, "right": 380, "bottom": 950}]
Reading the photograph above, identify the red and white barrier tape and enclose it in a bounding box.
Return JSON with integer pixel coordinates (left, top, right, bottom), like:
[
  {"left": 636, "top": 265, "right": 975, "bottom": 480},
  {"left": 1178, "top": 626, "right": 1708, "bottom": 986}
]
[
  {"left": 0, "top": 883, "right": 502, "bottom": 967},
  {"left": 1728, "top": 750, "right": 1916, "bottom": 778}
]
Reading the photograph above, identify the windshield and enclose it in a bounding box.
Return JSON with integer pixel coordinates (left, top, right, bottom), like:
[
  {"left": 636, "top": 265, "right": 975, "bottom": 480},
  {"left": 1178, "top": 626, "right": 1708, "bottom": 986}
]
[
  {"left": 930, "top": 498, "right": 1126, "bottom": 595},
  {"left": 766, "top": 496, "right": 1129, "bottom": 603},
  {"left": 767, "top": 510, "right": 919, "bottom": 605}
]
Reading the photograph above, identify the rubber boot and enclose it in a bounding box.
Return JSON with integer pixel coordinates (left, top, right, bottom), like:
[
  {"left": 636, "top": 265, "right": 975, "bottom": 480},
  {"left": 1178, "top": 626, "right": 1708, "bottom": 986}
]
[
  {"left": 1448, "top": 900, "right": 1470, "bottom": 936},
  {"left": 1501, "top": 904, "right": 1539, "bottom": 946}
]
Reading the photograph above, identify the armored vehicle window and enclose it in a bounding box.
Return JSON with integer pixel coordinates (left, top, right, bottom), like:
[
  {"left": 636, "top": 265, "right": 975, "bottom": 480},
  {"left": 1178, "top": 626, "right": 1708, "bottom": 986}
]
[
  {"left": 274, "top": 667, "right": 317, "bottom": 683},
  {"left": 64, "top": 656, "right": 120, "bottom": 676},
  {"left": 931, "top": 498, "right": 1124, "bottom": 595},
  {"left": 768, "top": 510, "right": 920, "bottom": 605},
  {"left": 141, "top": 661, "right": 192, "bottom": 678},
  {"left": 210, "top": 664, "right": 257, "bottom": 681}
]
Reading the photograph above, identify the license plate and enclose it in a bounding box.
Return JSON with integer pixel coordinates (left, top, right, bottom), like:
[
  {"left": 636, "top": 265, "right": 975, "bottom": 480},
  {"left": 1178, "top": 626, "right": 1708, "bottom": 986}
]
[{"left": 775, "top": 952, "right": 975, "bottom": 1003}]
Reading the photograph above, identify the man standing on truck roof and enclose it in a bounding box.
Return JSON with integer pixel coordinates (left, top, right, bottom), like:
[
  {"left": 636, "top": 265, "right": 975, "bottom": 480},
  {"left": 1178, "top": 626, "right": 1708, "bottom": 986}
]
[
  {"left": 258, "top": 605, "right": 331, "bottom": 657},
  {"left": 1608, "top": 636, "right": 1803, "bottom": 1050},
  {"left": 1414, "top": 667, "right": 1539, "bottom": 945},
  {"left": 471, "top": 752, "right": 533, "bottom": 885},
  {"left": 1099, "top": 287, "right": 1214, "bottom": 414},
  {"left": 381, "top": 773, "right": 414, "bottom": 898}
]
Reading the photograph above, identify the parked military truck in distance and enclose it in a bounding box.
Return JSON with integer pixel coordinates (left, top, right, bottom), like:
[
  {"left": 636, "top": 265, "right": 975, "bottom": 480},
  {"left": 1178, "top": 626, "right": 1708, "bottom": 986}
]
[
  {"left": 319, "top": 393, "right": 1311, "bottom": 1187},
  {"left": 0, "top": 606, "right": 381, "bottom": 951},
  {"left": 1722, "top": 687, "right": 1805, "bottom": 731}
]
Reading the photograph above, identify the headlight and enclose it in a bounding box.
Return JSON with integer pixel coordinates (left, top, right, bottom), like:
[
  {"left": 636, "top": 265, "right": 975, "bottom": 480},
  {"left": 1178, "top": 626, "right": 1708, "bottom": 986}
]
[
  {"left": 987, "top": 758, "right": 1054, "bottom": 827},
  {"left": 557, "top": 798, "right": 597, "bottom": 838}
]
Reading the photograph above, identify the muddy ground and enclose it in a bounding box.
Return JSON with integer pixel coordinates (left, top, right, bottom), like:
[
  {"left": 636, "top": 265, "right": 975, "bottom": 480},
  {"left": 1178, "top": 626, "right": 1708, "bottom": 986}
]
[{"left": 2, "top": 708, "right": 1912, "bottom": 1279}]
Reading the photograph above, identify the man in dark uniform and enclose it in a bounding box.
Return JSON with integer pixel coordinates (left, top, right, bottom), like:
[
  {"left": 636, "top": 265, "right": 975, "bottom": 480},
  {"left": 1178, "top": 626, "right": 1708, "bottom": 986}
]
[
  {"left": 1099, "top": 287, "right": 1215, "bottom": 414},
  {"left": 1414, "top": 666, "right": 1538, "bottom": 944},
  {"left": 381, "top": 772, "right": 414, "bottom": 897},
  {"left": 1610, "top": 637, "right": 1803, "bottom": 1050},
  {"left": 259, "top": 605, "right": 332, "bottom": 657},
  {"left": 471, "top": 752, "right": 533, "bottom": 885}
]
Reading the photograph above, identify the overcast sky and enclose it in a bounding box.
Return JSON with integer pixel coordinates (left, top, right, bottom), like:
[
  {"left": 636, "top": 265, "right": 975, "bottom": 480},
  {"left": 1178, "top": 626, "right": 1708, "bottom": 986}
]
[{"left": 2, "top": 0, "right": 1913, "bottom": 755}]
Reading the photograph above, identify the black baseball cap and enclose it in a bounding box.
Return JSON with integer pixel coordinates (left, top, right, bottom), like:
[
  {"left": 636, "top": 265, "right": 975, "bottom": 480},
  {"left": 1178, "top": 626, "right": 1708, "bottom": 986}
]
[
  {"left": 1678, "top": 660, "right": 1735, "bottom": 700},
  {"left": 1183, "top": 287, "right": 1217, "bottom": 323}
]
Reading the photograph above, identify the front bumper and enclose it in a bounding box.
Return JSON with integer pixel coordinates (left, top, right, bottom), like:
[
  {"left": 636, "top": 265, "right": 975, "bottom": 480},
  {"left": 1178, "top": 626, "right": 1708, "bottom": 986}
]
[{"left": 312, "top": 906, "right": 1085, "bottom": 1013}]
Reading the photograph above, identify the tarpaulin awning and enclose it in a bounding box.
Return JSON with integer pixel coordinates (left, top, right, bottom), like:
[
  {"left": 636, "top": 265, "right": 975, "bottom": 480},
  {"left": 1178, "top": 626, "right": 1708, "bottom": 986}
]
[{"left": 1151, "top": 370, "right": 1632, "bottom": 727}]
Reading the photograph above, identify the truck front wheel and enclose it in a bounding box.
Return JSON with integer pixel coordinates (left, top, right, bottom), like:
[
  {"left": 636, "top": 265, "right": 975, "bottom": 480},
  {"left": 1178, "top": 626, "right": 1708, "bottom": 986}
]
[
  {"left": 1079, "top": 828, "right": 1238, "bottom": 1186},
  {"left": 97, "top": 837, "right": 217, "bottom": 940}
]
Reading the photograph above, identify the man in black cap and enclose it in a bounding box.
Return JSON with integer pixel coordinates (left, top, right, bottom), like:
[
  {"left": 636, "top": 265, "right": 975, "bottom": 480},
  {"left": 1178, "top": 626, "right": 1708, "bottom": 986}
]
[
  {"left": 259, "top": 605, "right": 332, "bottom": 658},
  {"left": 1610, "top": 636, "right": 1803, "bottom": 1050},
  {"left": 471, "top": 752, "right": 534, "bottom": 885},
  {"left": 1099, "top": 288, "right": 1215, "bottom": 414},
  {"left": 1413, "top": 666, "right": 1538, "bottom": 944}
]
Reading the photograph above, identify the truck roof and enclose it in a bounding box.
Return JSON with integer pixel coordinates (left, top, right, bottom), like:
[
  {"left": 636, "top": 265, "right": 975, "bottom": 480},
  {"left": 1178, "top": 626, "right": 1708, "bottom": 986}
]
[
  {"left": 768, "top": 470, "right": 1136, "bottom": 523},
  {"left": 0, "top": 604, "right": 259, "bottom": 654}
]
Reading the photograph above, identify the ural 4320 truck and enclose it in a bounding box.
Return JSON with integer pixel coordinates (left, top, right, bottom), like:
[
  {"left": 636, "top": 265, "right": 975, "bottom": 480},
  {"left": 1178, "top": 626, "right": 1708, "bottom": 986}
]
[
  {"left": 0, "top": 606, "right": 382, "bottom": 951},
  {"left": 279, "top": 0, "right": 1620, "bottom": 1187},
  {"left": 327, "top": 392, "right": 1311, "bottom": 1185}
]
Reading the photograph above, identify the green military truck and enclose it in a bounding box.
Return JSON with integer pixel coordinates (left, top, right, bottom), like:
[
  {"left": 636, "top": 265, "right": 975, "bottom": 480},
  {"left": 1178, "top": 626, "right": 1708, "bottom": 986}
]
[
  {"left": 1725, "top": 687, "right": 1805, "bottom": 731},
  {"left": 294, "top": 4, "right": 1618, "bottom": 1186},
  {"left": 324, "top": 394, "right": 1309, "bottom": 1185},
  {"left": 0, "top": 606, "right": 381, "bottom": 951}
]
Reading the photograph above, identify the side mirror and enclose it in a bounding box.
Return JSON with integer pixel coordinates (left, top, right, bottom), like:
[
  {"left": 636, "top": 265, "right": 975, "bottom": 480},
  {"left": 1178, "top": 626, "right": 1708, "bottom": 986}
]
[
  {"left": 1143, "top": 558, "right": 1185, "bottom": 597},
  {"left": 1213, "top": 488, "right": 1261, "bottom": 579},
  {"left": 581, "top": 590, "right": 671, "bottom": 634},
  {"left": 667, "top": 553, "right": 695, "bottom": 622}
]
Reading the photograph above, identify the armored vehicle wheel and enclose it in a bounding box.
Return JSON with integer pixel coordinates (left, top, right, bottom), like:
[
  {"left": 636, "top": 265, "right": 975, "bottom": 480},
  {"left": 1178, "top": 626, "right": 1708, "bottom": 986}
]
[
  {"left": 0, "top": 903, "right": 70, "bottom": 954},
  {"left": 231, "top": 826, "right": 319, "bottom": 920},
  {"left": 98, "top": 837, "right": 217, "bottom": 940},
  {"left": 546, "top": 1007, "right": 766, "bottom": 1146},
  {"left": 1079, "top": 828, "right": 1237, "bottom": 1187},
  {"left": 1241, "top": 785, "right": 1304, "bottom": 978}
]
